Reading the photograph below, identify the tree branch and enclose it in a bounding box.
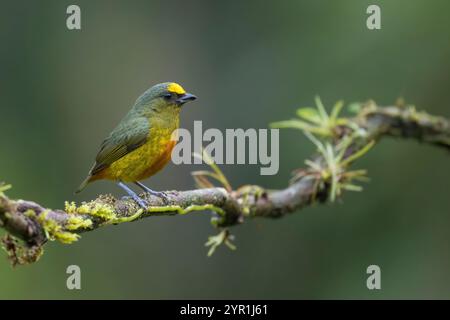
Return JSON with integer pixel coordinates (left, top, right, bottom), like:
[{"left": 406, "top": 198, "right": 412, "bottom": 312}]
[{"left": 1, "top": 101, "right": 449, "bottom": 265}]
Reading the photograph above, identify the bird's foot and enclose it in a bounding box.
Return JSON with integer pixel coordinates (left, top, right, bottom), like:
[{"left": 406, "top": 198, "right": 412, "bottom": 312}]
[
  {"left": 121, "top": 194, "right": 148, "bottom": 209},
  {"left": 131, "top": 194, "right": 149, "bottom": 209},
  {"left": 117, "top": 181, "right": 149, "bottom": 209},
  {"left": 146, "top": 190, "right": 169, "bottom": 204},
  {"left": 135, "top": 182, "right": 169, "bottom": 204}
]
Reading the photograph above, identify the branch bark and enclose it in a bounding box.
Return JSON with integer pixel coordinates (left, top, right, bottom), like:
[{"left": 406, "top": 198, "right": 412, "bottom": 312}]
[{"left": 1, "top": 102, "right": 449, "bottom": 265}]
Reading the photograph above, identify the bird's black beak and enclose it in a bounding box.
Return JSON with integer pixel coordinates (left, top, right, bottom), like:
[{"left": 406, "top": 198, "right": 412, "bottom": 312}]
[{"left": 176, "top": 92, "right": 197, "bottom": 105}]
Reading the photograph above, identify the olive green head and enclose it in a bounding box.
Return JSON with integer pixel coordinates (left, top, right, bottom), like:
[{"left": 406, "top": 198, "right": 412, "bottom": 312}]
[{"left": 133, "top": 82, "right": 197, "bottom": 113}]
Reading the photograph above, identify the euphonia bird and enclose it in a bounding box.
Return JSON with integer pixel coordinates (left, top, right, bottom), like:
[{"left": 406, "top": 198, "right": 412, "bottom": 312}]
[{"left": 75, "top": 82, "right": 197, "bottom": 207}]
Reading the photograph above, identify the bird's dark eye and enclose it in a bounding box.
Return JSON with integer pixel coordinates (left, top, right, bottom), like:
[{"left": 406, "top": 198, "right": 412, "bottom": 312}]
[{"left": 163, "top": 93, "right": 173, "bottom": 100}]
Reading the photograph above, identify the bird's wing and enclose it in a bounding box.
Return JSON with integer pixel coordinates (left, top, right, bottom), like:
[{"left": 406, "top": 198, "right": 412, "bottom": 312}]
[{"left": 90, "top": 116, "right": 150, "bottom": 176}]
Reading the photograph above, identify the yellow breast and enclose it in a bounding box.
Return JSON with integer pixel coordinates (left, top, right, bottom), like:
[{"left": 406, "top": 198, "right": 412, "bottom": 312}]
[{"left": 101, "top": 124, "right": 179, "bottom": 182}]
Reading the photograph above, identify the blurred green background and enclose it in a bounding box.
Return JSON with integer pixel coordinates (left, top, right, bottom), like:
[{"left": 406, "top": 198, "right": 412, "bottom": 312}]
[{"left": 1, "top": 0, "right": 449, "bottom": 299}]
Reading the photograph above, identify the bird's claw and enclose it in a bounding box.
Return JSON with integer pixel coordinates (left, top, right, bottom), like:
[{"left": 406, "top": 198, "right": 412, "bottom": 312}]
[
  {"left": 134, "top": 182, "right": 169, "bottom": 204},
  {"left": 134, "top": 196, "right": 149, "bottom": 209},
  {"left": 151, "top": 191, "right": 169, "bottom": 204},
  {"left": 121, "top": 194, "right": 148, "bottom": 209}
]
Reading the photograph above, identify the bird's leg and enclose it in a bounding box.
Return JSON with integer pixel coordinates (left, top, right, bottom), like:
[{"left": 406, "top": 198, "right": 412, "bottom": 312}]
[
  {"left": 117, "top": 181, "right": 148, "bottom": 209},
  {"left": 134, "top": 181, "right": 169, "bottom": 203}
]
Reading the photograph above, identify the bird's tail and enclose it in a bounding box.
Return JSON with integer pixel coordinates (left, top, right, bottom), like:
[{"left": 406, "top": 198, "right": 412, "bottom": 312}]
[{"left": 75, "top": 175, "right": 91, "bottom": 194}]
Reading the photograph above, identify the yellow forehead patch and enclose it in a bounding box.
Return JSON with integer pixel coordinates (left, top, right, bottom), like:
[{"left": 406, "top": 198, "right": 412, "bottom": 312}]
[{"left": 167, "top": 83, "right": 186, "bottom": 95}]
